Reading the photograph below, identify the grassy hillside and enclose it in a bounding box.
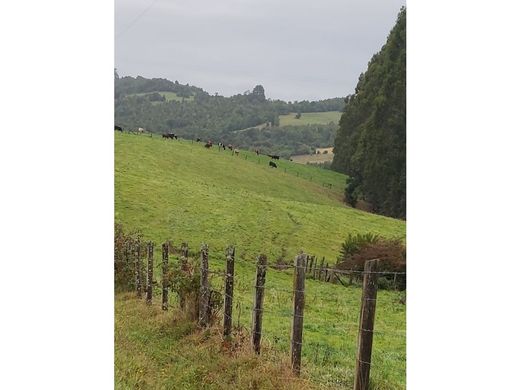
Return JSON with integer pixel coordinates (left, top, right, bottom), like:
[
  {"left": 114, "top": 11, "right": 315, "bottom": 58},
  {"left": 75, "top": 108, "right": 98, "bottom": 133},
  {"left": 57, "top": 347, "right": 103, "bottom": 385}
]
[
  {"left": 115, "top": 132, "right": 406, "bottom": 389},
  {"left": 115, "top": 132, "right": 404, "bottom": 261},
  {"left": 127, "top": 91, "right": 194, "bottom": 103},
  {"left": 279, "top": 111, "right": 342, "bottom": 126}
]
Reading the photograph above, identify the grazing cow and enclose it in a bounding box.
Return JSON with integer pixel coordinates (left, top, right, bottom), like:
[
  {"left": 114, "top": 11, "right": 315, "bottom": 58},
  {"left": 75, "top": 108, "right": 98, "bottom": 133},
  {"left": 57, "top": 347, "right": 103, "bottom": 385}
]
[
  {"left": 204, "top": 140, "right": 213, "bottom": 148},
  {"left": 114, "top": 125, "right": 123, "bottom": 132},
  {"left": 268, "top": 154, "right": 280, "bottom": 160},
  {"left": 137, "top": 127, "right": 145, "bottom": 134},
  {"left": 233, "top": 148, "right": 240, "bottom": 156},
  {"left": 196, "top": 138, "right": 201, "bottom": 142},
  {"left": 255, "top": 149, "right": 259, "bottom": 155},
  {"left": 228, "top": 144, "right": 233, "bottom": 151},
  {"left": 162, "top": 133, "right": 177, "bottom": 139},
  {"left": 269, "top": 161, "right": 277, "bottom": 168}
]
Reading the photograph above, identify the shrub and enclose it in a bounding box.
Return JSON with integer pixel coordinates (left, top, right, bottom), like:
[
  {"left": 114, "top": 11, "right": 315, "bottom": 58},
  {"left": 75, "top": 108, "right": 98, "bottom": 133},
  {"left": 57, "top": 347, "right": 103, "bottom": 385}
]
[
  {"left": 338, "top": 232, "right": 380, "bottom": 259},
  {"left": 336, "top": 233, "right": 406, "bottom": 290},
  {"left": 114, "top": 223, "right": 143, "bottom": 292},
  {"left": 165, "top": 252, "right": 222, "bottom": 324}
]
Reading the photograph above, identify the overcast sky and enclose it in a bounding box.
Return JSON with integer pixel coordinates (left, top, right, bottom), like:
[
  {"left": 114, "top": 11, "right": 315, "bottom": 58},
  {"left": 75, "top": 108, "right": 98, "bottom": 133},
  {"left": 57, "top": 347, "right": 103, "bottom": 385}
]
[{"left": 115, "top": 0, "right": 405, "bottom": 101}]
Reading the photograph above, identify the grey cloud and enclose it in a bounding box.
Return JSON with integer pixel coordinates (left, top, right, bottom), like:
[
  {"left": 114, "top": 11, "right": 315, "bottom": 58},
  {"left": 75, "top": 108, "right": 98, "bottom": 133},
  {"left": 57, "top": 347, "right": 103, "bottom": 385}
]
[{"left": 116, "top": 0, "right": 404, "bottom": 100}]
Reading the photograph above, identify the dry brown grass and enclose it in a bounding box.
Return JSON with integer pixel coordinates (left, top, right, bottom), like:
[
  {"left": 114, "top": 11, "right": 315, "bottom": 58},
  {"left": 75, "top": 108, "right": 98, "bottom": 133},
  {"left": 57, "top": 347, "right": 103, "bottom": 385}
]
[{"left": 115, "top": 293, "right": 319, "bottom": 389}]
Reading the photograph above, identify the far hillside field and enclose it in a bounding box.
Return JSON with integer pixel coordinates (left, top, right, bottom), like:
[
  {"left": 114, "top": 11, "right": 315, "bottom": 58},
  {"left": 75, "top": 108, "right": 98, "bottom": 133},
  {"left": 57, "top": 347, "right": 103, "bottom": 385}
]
[
  {"left": 279, "top": 111, "right": 342, "bottom": 126},
  {"left": 115, "top": 132, "right": 406, "bottom": 389},
  {"left": 128, "top": 91, "right": 194, "bottom": 102}
]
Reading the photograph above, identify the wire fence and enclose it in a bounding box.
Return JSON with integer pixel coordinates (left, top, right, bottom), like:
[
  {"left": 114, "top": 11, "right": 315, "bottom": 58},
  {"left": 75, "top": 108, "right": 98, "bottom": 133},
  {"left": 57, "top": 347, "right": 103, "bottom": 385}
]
[{"left": 116, "top": 240, "right": 406, "bottom": 389}]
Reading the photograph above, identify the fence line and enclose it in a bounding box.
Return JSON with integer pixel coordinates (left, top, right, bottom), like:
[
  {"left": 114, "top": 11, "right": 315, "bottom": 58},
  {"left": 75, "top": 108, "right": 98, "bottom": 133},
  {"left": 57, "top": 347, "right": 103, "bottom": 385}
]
[{"left": 116, "top": 239, "right": 406, "bottom": 389}]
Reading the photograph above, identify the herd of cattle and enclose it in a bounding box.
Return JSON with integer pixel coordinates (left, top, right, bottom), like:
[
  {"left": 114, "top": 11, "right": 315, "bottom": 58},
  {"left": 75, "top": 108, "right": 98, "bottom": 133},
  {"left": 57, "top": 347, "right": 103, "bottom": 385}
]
[{"left": 115, "top": 125, "right": 280, "bottom": 167}]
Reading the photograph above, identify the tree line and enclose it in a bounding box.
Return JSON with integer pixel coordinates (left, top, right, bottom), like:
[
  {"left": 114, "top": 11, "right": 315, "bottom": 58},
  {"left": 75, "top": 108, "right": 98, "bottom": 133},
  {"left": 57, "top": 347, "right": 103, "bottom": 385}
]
[
  {"left": 332, "top": 8, "right": 406, "bottom": 219},
  {"left": 114, "top": 76, "right": 343, "bottom": 157}
]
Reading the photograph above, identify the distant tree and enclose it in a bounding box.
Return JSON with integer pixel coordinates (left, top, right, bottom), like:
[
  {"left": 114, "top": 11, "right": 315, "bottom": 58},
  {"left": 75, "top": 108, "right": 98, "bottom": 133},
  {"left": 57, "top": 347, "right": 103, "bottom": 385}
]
[{"left": 251, "top": 85, "right": 266, "bottom": 102}]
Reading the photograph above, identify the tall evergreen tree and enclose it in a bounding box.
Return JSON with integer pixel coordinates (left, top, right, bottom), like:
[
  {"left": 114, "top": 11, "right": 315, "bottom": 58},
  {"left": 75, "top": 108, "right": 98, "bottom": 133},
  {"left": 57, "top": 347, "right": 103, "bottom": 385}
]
[{"left": 332, "top": 7, "right": 406, "bottom": 218}]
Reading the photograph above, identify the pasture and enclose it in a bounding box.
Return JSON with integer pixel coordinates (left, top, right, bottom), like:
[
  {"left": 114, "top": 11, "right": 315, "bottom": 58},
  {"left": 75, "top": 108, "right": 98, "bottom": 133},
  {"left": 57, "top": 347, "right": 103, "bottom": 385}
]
[
  {"left": 127, "top": 91, "right": 194, "bottom": 103},
  {"left": 291, "top": 152, "right": 335, "bottom": 165},
  {"left": 114, "top": 132, "right": 406, "bottom": 389},
  {"left": 278, "top": 111, "right": 342, "bottom": 126},
  {"left": 115, "top": 132, "right": 404, "bottom": 261}
]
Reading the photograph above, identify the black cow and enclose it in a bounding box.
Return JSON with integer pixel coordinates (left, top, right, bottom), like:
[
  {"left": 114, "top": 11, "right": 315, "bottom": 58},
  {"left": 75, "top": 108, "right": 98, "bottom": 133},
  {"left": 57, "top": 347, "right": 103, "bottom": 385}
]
[
  {"left": 196, "top": 138, "right": 201, "bottom": 142},
  {"left": 162, "top": 133, "right": 176, "bottom": 139},
  {"left": 204, "top": 141, "right": 213, "bottom": 148},
  {"left": 114, "top": 125, "right": 123, "bottom": 132},
  {"left": 269, "top": 161, "right": 277, "bottom": 168},
  {"left": 268, "top": 154, "right": 280, "bottom": 160}
]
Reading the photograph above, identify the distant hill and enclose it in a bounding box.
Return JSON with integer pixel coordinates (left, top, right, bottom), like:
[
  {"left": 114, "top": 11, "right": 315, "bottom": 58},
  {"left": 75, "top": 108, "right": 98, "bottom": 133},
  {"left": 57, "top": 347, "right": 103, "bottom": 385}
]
[{"left": 114, "top": 75, "right": 344, "bottom": 157}]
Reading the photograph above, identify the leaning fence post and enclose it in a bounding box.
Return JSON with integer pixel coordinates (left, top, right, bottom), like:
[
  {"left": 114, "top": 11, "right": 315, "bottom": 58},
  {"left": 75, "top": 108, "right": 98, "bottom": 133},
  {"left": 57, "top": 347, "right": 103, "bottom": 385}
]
[
  {"left": 354, "top": 259, "right": 380, "bottom": 390},
  {"left": 179, "top": 242, "right": 189, "bottom": 309},
  {"left": 198, "top": 243, "right": 210, "bottom": 327},
  {"left": 324, "top": 262, "right": 329, "bottom": 282},
  {"left": 291, "top": 252, "right": 307, "bottom": 375},
  {"left": 161, "top": 242, "right": 169, "bottom": 311},
  {"left": 135, "top": 241, "right": 142, "bottom": 298},
  {"left": 223, "top": 245, "right": 235, "bottom": 338},
  {"left": 307, "top": 256, "right": 314, "bottom": 275},
  {"left": 319, "top": 257, "right": 325, "bottom": 280},
  {"left": 252, "top": 254, "right": 268, "bottom": 354},
  {"left": 146, "top": 241, "right": 154, "bottom": 305}
]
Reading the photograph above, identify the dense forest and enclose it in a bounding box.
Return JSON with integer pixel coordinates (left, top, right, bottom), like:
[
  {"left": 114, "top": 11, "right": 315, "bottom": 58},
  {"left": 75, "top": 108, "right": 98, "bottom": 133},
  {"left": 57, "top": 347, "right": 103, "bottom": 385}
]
[
  {"left": 114, "top": 74, "right": 343, "bottom": 157},
  {"left": 332, "top": 8, "right": 406, "bottom": 218}
]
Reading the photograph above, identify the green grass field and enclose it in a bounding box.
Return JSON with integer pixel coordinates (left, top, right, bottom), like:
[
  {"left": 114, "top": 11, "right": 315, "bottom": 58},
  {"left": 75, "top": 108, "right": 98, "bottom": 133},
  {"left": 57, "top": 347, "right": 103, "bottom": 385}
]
[
  {"left": 128, "top": 91, "right": 194, "bottom": 103},
  {"left": 115, "top": 132, "right": 404, "bottom": 261},
  {"left": 278, "top": 111, "right": 342, "bottom": 126},
  {"left": 115, "top": 132, "right": 406, "bottom": 389}
]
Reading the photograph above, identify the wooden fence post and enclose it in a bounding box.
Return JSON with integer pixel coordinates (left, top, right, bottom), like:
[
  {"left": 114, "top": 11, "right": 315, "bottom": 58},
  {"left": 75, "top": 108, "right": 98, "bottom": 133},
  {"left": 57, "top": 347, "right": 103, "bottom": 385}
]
[
  {"left": 198, "top": 243, "right": 210, "bottom": 327},
  {"left": 223, "top": 245, "right": 235, "bottom": 338},
  {"left": 324, "top": 262, "right": 329, "bottom": 282},
  {"left": 307, "top": 256, "right": 314, "bottom": 275},
  {"left": 135, "top": 241, "right": 142, "bottom": 298},
  {"left": 354, "top": 259, "right": 380, "bottom": 390},
  {"left": 179, "top": 242, "right": 189, "bottom": 309},
  {"left": 252, "top": 254, "right": 268, "bottom": 354},
  {"left": 319, "top": 257, "right": 325, "bottom": 280},
  {"left": 146, "top": 241, "right": 154, "bottom": 305},
  {"left": 161, "top": 242, "right": 169, "bottom": 311},
  {"left": 291, "top": 252, "right": 307, "bottom": 375}
]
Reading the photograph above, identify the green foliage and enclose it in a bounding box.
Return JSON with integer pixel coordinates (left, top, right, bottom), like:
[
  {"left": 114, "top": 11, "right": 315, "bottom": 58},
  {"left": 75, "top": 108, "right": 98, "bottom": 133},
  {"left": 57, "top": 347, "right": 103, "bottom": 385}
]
[
  {"left": 114, "top": 223, "right": 143, "bottom": 292},
  {"left": 338, "top": 232, "right": 380, "bottom": 260},
  {"left": 332, "top": 8, "right": 406, "bottom": 218},
  {"left": 231, "top": 123, "right": 337, "bottom": 158},
  {"left": 336, "top": 232, "right": 406, "bottom": 290},
  {"left": 167, "top": 259, "right": 199, "bottom": 304}
]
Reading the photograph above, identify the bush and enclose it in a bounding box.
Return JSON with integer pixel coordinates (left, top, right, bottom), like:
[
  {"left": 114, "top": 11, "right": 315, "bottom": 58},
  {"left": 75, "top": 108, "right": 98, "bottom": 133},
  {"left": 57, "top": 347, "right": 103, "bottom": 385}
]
[
  {"left": 165, "top": 249, "right": 223, "bottom": 324},
  {"left": 114, "top": 223, "right": 143, "bottom": 292},
  {"left": 336, "top": 233, "right": 406, "bottom": 290},
  {"left": 338, "top": 232, "right": 379, "bottom": 259}
]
